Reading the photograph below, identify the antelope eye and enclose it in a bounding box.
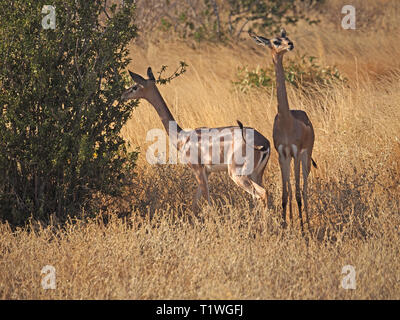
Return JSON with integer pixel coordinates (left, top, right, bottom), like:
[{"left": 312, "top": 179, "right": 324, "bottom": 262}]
[
  {"left": 132, "top": 85, "right": 138, "bottom": 91},
  {"left": 273, "top": 40, "right": 281, "bottom": 46}
]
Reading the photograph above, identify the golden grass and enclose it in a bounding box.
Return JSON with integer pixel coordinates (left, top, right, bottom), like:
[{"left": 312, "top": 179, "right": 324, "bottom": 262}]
[{"left": 1, "top": 0, "right": 400, "bottom": 299}]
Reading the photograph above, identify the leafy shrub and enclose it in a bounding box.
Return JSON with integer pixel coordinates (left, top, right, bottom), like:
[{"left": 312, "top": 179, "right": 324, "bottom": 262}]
[
  {"left": 226, "top": 0, "right": 322, "bottom": 39},
  {"left": 0, "top": 0, "right": 138, "bottom": 225},
  {"left": 234, "top": 55, "right": 347, "bottom": 92},
  {"left": 234, "top": 66, "right": 274, "bottom": 90},
  {"left": 134, "top": 0, "right": 322, "bottom": 42}
]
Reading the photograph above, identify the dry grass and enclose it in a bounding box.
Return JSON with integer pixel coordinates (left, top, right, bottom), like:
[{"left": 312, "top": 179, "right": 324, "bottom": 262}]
[{"left": 1, "top": 0, "right": 400, "bottom": 299}]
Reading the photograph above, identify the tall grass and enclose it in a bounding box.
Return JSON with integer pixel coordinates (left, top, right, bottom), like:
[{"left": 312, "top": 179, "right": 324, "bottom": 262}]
[{"left": 1, "top": 0, "right": 400, "bottom": 299}]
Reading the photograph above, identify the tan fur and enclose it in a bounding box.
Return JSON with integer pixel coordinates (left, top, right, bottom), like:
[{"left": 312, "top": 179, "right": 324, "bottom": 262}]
[
  {"left": 250, "top": 29, "right": 316, "bottom": 232},
  {"left": 122, "top": 67, "right": 271, "bottom": 212}
]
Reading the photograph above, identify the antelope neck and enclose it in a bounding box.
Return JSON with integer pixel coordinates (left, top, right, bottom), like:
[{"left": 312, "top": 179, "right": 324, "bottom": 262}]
[
  {"left": 273, "top": 54, "right": 291, "bottom": 120},
  {"left": 146, "top": 86, "right": 183, "bottom": 139}
]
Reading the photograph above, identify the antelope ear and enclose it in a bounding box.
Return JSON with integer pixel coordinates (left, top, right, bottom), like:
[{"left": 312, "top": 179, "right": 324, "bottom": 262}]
[
  {"left": 128, "top": 70, "right": 146, "bottom": 86},
  {"left": 280, "top": 28, "right": 287, "bottom": 38},
  {"left": 147, "top": 67, "right": 155, "bottom": 81},
  {"left": 248, "top": 31, "right": 270, "bottom": 46}
]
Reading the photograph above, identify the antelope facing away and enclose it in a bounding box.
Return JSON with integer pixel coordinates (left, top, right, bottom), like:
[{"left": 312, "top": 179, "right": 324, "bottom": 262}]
[
  {"left": 249, "top": 29, "right": 317, "bottom": 232},
  {"left": 121, "top": 67, "right": 271, "bottom": 210}
]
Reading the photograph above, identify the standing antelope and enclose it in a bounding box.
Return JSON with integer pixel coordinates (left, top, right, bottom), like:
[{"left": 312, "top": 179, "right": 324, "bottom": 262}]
[
  {"left": 249, "top": 29, "right": 317, "bottom": 232},
  {"left": 122, "top": 67, "right": 271, "bottom": 210}
]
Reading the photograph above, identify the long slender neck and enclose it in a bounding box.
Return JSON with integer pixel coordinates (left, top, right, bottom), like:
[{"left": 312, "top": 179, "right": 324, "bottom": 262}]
[
  {"left": 273, "top": 54, "right": 291, "bottom": 119},
  {"left": 146, "top": 86, "right": 182, "bottom": 146}
]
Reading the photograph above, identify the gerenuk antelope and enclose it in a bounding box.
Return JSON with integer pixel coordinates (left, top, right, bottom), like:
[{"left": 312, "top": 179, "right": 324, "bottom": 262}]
[
  {"left": 249, "top": 29, "right": 317, "bottom": 233},
  {"left": 122, "top": 67, "right": 271, "bottom": 211}
]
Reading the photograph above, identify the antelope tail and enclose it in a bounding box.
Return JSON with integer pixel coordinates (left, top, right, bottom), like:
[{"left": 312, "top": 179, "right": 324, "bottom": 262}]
[
  {"left": 237, "top": 120, "right": 268, "bottom": 152},
  {"left": 311, "top": 158, "right": 317, "bottom": 169}
]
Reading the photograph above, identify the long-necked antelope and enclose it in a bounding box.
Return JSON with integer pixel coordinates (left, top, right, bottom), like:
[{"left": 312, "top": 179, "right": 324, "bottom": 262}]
[
  {"left": 249, "top": 29, "right": 317, "bottom": 232},
  {"left": 122, "top": 67, "right": 271, "bottom": 210}
]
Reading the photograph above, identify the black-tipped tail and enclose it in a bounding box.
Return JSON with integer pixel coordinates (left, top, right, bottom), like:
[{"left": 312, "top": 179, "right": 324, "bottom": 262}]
[
  {"left": 236, "top": 120, "right": 268, "bottom": 152},
  {"left": 311, "top": 158, "right": 317, "bottom": 169}
]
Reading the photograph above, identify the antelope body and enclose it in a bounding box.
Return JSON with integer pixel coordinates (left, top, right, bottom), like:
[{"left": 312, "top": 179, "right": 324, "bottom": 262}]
[
  {"left": 250, "top": 29, "right": 317, "bottom": 232},
  {"left": 122, "top": 67, "right": 271, "bottom": 209}
]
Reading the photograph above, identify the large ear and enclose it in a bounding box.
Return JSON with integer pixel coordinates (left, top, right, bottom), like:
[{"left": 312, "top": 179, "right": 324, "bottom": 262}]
[
  {"left": 147, "top": 67, "right": 155, "bottom": 81},
  {"left": 248, "top": 31, "right": 270, "bottom": 46},
  {"left": 280, "top": 28, "right": 287, "bottom": 38},
  {"left": 128, "top": 70, "right": 146, "bottom": 86}
]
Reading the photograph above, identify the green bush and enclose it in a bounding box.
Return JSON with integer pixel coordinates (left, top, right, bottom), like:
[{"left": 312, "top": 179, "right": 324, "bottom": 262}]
[
  {"left": 0, "top": 0, "right": 138, "bottom": 225},
  {"left": 137, "top": 0, "right": 322, "bottom": 42},
  {"left": 234, "top": 55, "right": 347, "bottom": 92}
]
